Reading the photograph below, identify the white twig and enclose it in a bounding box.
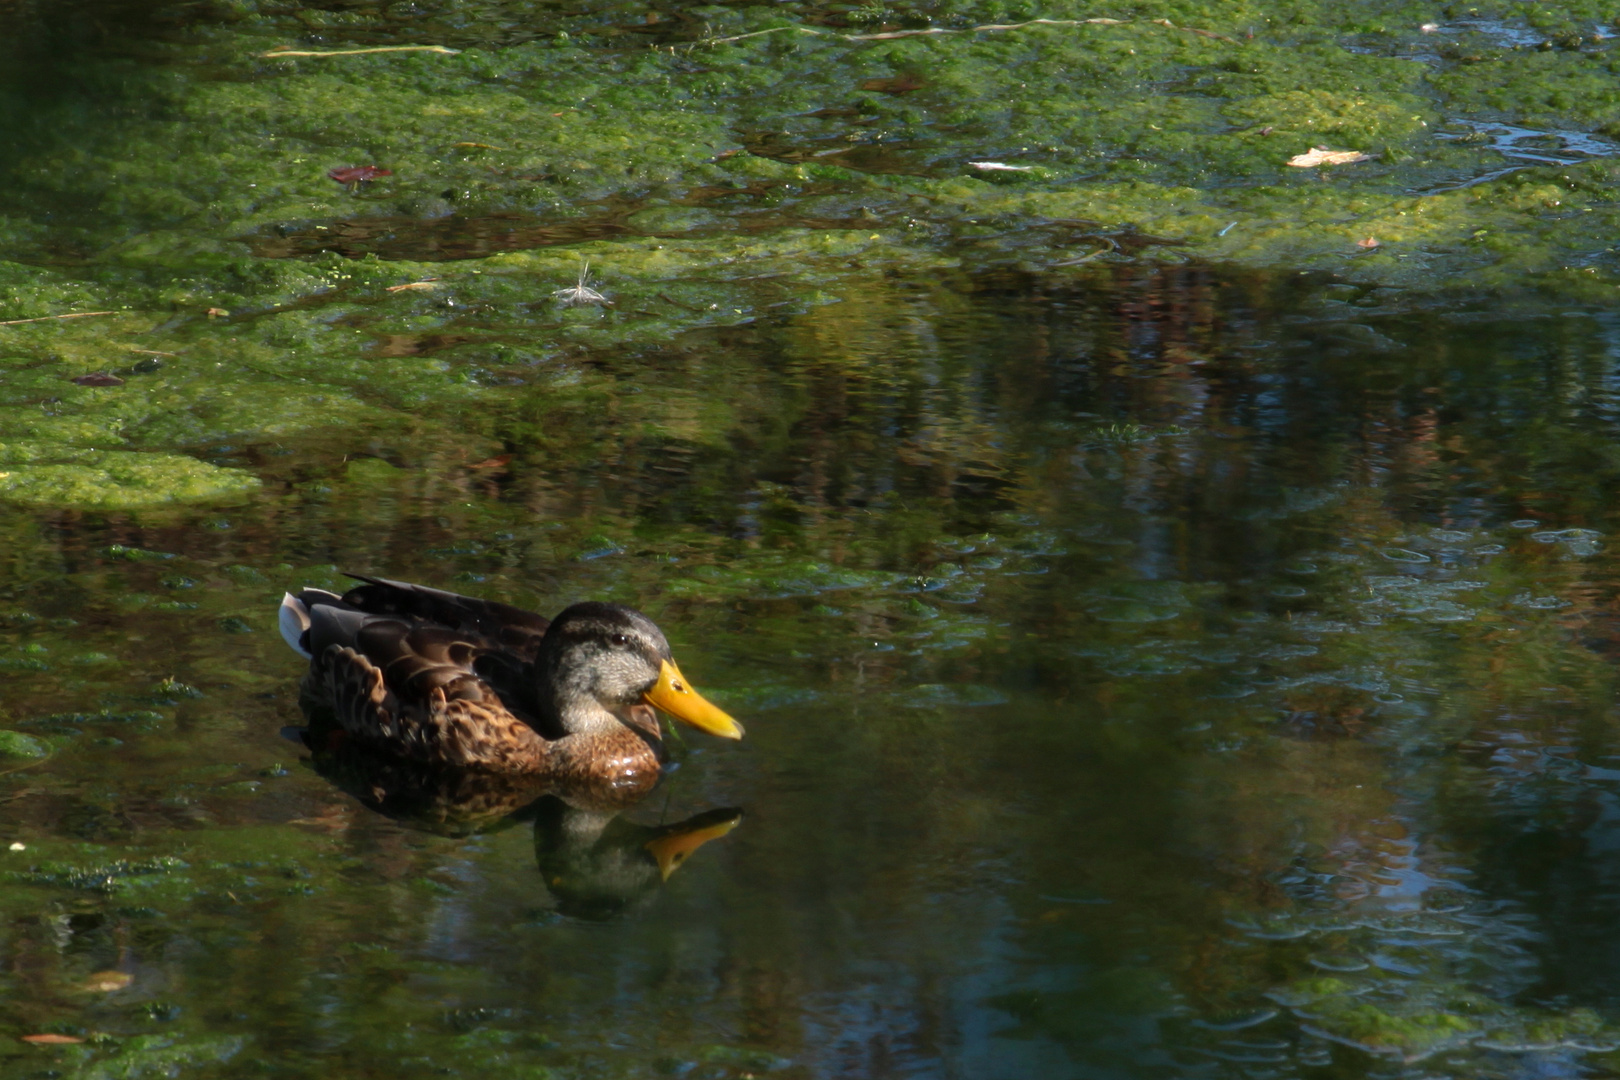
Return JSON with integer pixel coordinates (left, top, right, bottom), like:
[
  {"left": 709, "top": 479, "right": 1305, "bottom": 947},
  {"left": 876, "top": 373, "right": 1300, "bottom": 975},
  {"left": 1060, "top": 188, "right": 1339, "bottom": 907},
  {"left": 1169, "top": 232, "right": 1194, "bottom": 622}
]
[
  {"left": 695, "top": 16, "right": 1233, "bottom": 48},
  {"left": 259, "top": 45, "right": 460, "bottom": 58},
  {"left": 0, "top": 311, "right": 116, "bottom": 327}
]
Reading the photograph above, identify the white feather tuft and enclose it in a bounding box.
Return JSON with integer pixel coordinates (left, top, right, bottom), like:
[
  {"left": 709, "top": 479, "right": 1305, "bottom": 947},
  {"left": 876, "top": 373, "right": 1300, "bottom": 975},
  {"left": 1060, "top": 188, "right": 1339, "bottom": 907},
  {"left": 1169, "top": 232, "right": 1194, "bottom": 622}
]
[{"left": 279, "top": 592, "right": 314, "bottom": 658}]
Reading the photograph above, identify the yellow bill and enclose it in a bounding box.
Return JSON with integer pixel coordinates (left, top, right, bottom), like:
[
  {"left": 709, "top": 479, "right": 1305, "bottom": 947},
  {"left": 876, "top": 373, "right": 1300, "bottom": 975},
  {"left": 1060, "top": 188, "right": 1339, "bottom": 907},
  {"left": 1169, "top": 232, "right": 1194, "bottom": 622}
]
[{"left": 643, "top": 659, "right": 745, "bottom": 739}]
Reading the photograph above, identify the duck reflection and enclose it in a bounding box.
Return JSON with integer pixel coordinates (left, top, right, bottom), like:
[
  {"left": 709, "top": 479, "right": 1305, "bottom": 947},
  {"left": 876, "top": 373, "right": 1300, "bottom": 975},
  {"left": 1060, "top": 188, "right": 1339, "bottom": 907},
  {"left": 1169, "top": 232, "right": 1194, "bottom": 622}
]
[
  {"left": 286, "top": 727, "right": 742, "bottom": 919},
  {"left": 533, "top": 799, "right": 742, "bottom": 921}
]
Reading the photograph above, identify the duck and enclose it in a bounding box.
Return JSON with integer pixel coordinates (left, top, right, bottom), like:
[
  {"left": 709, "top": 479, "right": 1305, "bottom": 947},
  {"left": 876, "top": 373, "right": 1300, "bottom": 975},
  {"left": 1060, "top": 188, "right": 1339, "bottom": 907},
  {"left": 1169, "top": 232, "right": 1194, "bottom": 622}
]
[{"left": 278, "top": 574, "right": 744, "bottom": 798}]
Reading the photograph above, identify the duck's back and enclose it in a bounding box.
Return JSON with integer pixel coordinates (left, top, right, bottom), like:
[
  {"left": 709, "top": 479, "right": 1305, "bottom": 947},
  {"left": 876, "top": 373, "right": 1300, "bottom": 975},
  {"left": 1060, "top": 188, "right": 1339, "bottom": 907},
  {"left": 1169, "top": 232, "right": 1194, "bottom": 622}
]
[
  {"left": 283, "top": 576, "right": 558, "bottom": 770},
  {"left": 334, "top": 574, "right": 552, "bottom": 659}
]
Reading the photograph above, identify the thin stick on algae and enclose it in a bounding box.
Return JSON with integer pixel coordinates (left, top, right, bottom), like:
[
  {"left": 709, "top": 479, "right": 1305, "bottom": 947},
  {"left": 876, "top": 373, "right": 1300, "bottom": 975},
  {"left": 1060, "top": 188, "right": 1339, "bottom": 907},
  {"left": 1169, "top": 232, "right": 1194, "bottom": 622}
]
[
  {"left": 696, "top": 16, "right": 1234, "bottom": 47},
  {"left": 1049, "top": 247, "right": 1114, "bottom": 267},
  {"left": 691, "top": 26, "right": 822, "bottom": 46},
  {"left": 0, "top": 311, "right": 116, "bottom": 327},
  {"left": 259, "top": 45, "right": 460, "bottom": 58},
  {"left": 848, "top": 18, "right": 1125, "bottom": 40}
]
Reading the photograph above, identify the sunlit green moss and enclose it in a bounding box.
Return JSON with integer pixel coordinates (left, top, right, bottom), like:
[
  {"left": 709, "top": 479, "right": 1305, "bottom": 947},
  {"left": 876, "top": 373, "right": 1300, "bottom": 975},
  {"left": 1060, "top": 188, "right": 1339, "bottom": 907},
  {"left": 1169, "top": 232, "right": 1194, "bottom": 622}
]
[{"left": 0, "top": 446, "right": 259, "bottom": 509}]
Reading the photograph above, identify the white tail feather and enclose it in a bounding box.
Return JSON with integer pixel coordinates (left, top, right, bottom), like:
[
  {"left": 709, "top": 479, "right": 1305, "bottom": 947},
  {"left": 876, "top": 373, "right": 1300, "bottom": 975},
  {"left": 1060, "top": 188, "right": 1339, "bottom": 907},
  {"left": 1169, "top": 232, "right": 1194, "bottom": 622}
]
[{"left": 279, "top": 592, "right": 313, "bottom": 659}]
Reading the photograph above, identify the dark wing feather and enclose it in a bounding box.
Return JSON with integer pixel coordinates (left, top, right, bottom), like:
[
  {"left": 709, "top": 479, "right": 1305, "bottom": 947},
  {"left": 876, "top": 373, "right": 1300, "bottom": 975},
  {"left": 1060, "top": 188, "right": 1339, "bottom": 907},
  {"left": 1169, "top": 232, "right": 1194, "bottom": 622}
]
[
  {"left": 340, "top": 574, "right": 551, "bottom": 661},
  {"left": 306, "top": 609, "right": 550, "bottom": 769},
  {"left": 356, "top": 619, "right": 496, "bottom": 706},
  {"left": 302, "top": 583, "right": 555, "bottom": 739}
]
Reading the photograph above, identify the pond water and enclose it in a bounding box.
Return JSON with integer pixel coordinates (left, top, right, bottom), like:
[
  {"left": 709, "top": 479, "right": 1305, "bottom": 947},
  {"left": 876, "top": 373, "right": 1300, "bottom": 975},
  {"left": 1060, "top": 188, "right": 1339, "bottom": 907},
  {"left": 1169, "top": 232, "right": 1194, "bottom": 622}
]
[
  {"left": 10, "top": 2, "right": 1620, "bottom": 1079},
  {"left": 6, "top": 261, "right": 1620, "bottom": 1079}
]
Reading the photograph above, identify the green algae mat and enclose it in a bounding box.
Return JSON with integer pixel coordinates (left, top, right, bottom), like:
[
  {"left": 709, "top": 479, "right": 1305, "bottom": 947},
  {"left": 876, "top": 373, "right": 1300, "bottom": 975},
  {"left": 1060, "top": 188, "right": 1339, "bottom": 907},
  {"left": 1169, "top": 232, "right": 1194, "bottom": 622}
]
[
  {"left": 6, "top": 0, "right": 1620, "bottom": 511},
  {"left": 10, "top": 1, "right": 1620, "bottom": 1078}
]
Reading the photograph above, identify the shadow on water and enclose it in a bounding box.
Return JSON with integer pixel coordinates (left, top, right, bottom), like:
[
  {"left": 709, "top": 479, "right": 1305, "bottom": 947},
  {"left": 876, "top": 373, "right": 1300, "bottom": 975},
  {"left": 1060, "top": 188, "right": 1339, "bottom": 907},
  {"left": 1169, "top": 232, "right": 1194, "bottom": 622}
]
[{"left": 8, "top": 264, "right": 1620, "bottom": 1076}]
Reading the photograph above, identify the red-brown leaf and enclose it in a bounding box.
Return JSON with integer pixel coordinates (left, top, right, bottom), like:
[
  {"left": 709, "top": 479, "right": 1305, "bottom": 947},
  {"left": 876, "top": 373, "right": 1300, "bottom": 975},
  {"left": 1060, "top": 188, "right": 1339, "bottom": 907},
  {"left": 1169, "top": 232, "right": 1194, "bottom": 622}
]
[
  {"left": 859, "top": 74, "right": 924, "bottom": 94},
  {"left": 328, "top": 165, "right": 393, "bottom": 185}
]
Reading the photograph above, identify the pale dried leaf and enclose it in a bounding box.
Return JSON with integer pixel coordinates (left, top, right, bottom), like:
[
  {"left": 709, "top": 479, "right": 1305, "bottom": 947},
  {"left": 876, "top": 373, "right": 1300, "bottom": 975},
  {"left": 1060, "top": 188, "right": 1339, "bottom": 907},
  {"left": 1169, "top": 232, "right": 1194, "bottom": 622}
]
[
  {"left": 1287, "top": 147, "right": 1374, "bottom": 168},
  {"left": 83, "top": 971, "right": 133, "bottom": 993},
  {"left": 385, "top": 281, "right": 440, "bottom": 292}
]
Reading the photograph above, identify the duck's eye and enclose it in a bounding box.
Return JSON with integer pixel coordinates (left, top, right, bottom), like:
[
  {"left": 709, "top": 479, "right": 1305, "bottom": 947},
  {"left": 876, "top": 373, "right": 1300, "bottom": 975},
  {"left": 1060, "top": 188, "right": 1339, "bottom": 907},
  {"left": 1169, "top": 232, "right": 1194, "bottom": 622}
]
[{"left": 609, "top": 633, "right": 629, "bottom": 647}]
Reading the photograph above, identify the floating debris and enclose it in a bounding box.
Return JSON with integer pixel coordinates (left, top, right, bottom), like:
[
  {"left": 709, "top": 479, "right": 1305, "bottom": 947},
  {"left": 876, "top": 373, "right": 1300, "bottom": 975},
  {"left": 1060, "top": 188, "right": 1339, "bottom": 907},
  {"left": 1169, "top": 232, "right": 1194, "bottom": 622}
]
[
  {"left": 553, "top": 261, "right": 611, "bottom": 307},
  {"left": 328, "top": 165, "right": 393, "bottom": 190},
  {"left": 0, "top": 310, "right": 115, "bottom": 327},
  {"left": 1288, "top": 147, "right": 1375, "bottom": 167},
  {"left": 82, "top": 971, "right": 133, "bottom": 993},
  {"left": 860, "top": 74, "right": 925, "bottom": 95},
  {"left": 262, "top": 44, "right": 459, "bottom": 58},
  {"left": 969, "top": 161, "right": 1034, "bottom": 172}
]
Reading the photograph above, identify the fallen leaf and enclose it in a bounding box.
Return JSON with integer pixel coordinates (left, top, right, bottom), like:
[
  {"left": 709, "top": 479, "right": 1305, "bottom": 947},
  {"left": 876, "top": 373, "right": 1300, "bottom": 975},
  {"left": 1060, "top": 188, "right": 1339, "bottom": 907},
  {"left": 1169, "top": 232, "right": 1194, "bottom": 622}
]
[
  {"left": 289, "top": 804, "right": 353, "bottom": 831},
  {"left": 328, "top": 165, "right": 392, "bottom": 185},
  {"left": 69, "top": 373, "right": 124, "bottom": 387},
  {"left": 206, "top": 308, "right": 229, "bottom": 318},
  {"left": 22, "top": 1034, "right": 83, "bottom": 1045},
  {"left": 469, "top": 454, "right": 513, "bottom": 470},
  {"left": 82, "top": 971, "right": 132, "bottom": 993},
  {"left": 1287, "top": 147, "right": 1374, "bottom": 168},
  {"left": 859, "top": 74, "right": 925, "bottom": 94},
  {"left": 385, "top": 281, "right": 440, "bottom": 292},
  {"left": 1357, "top": 237, "right": 1381, "bottom": 249}
]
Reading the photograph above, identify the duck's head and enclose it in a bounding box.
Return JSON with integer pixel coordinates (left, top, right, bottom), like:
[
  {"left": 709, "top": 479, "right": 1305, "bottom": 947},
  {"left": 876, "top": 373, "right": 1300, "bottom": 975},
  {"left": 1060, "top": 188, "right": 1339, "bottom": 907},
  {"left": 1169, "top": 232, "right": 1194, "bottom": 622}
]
[{"left": 537, "top": 602, "right": 744, "bottom": 741}]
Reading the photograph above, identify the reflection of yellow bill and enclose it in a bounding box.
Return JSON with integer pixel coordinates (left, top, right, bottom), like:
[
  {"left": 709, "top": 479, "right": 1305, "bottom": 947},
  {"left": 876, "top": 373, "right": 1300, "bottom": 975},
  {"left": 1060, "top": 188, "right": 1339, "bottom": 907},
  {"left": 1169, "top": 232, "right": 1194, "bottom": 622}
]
[
  {"left": 645, "top": 816, "right": 743, "bottom": 881},
  {"left": 643, "top": 659, "right": 744, "bottom": 739}
]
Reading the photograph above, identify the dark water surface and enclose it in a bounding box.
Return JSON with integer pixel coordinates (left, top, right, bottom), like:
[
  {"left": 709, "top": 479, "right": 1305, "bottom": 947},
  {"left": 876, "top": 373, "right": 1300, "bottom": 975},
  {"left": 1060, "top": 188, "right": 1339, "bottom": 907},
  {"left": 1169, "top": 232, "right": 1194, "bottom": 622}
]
[{"left": 3, "top": 266, "right": 1620, "bottom": 1079}]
